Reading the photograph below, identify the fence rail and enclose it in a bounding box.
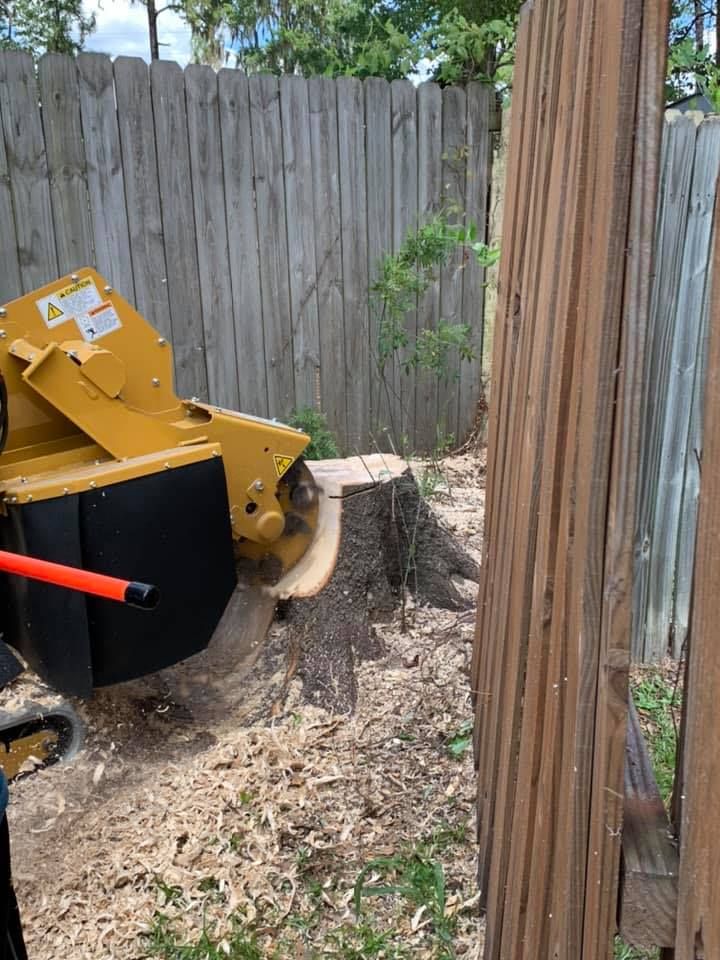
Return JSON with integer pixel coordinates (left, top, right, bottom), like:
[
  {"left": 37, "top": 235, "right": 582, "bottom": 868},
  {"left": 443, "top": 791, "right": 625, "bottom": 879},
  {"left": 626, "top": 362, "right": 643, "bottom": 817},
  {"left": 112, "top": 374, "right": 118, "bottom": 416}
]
[
  {"left": 633, "top": 111, "right": 720, "bottom": 662},
  {"left": 0, "top": 51, "right": 492, "bottom": 453}
]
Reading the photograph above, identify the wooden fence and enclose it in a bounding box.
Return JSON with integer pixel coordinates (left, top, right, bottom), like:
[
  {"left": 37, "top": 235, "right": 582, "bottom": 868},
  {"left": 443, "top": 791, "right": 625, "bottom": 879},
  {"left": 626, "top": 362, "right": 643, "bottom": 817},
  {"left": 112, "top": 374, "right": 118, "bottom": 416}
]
[
  {"left": 471, "top": 1, "right": 669, "bottom": 958},
  {"left": 633, "top": 112, "right": 720, "bottom": 662},
  {"left": 0, "top": 51, "right": 492, "bottom": 454}
]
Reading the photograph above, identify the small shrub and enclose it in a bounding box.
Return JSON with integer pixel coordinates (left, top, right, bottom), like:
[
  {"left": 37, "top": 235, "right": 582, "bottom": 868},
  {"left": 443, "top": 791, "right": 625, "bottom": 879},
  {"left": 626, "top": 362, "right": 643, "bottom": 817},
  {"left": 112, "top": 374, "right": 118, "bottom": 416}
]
[{"left": 287, "top": 407, "right": 339, "bottom": 460}]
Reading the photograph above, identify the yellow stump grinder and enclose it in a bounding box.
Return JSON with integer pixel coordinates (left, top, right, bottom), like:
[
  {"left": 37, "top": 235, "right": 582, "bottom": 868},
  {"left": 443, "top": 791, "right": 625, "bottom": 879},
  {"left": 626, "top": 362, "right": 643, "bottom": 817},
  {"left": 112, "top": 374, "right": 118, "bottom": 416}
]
[{"left": 0, "top": 269, "right": 335, "bottom": 779}]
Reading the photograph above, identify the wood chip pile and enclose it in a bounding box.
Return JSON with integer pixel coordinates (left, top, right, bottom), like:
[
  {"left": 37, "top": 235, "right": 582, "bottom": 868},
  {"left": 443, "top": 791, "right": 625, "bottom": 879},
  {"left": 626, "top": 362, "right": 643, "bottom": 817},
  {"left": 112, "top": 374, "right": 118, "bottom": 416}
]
[{"left": 9, "top": 455, "right": 485, "bottom": 960}]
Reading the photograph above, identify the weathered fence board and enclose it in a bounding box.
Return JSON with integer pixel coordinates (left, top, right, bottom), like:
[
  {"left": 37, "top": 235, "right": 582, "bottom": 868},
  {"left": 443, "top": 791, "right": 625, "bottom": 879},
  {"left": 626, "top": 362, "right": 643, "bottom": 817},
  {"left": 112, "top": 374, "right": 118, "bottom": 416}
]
[
  {"left": 280, "top": 76, "right": 321, "bottom": 413},
  {"left": 76, "top": 53, "right": 135, "bottom": 302},
  {"left": 114, "top": 57, "right": 170, "bottom": 341},
  {"left": 633, "top": 114, "right": 720, "bottom": 661},
  {"left": 0, "top": 53, "right": 491, "bottom": 453},
  {"left": 365, "top": 77, "right": 393, "bottom": 448},
  {"left": 185, "top": 65, "right": 240, "bottom": 411},
  {"left": 38, "top": 55, "right": 95, "bottom": 277},
  {"left": 0, "top": 52, "right": 58, "bottom": 292},
  {"left": 218, "top": 70, "right": 267, "bottom": 417},
  {"left": 150, "top": 60, "right": 208, "bottom": 401},
  {"left": 472, "top": 3, "right": 668, "bottom": 960},
  {"left": 308, "top": 76, "right": 346, "bottom": 444}
]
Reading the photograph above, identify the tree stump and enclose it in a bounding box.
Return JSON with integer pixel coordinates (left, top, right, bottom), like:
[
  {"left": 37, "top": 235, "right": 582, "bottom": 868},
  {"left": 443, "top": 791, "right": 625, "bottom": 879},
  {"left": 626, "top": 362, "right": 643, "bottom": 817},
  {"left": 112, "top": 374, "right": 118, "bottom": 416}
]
[{"left": 278, "top": 456, "right": 480, "bottom": 713}]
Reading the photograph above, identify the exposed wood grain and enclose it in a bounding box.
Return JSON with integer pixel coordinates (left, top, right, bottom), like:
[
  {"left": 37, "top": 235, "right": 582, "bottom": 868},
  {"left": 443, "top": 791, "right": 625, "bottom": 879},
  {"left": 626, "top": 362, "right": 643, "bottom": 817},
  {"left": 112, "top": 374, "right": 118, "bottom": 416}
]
[
  {"left": 185, "top": 64, "right": 239, "bottom": 410},
  {"left": 337, "top": 77, "right": 369, "bottom": 453},
  {"left": 0, "top": 51, "right": 58, "bottom": 292},
  {"left": 415, "top": 82, "right": 443, "bottom": 453},
  {"left": 0, "top": 79, "right": 22, "bottom": 304},
  {"left": 458, "top": 83, "right": 491, "bottom": 445},
  {"left": 438, "top": 85, "right": 466, "bottom": 445},
  {"left": 113, "top": 57, "right": 170, "bottom": 338},
  {"left": 280, "top": 76, "right": 321, "bottom": 412},
  {"left": 674, "top": 179, "right": 720, "bottom": 960},
  {"left": 391, "top": 79, "right": 418, "bottom": 449},
  {"left": 365, "top": 77, "right": 394, "bottom": 450},
  {"left": 633, "top": 112, "right": 700, "bottom": 662},
  {"left": 249, "top": 74, "right": 294, "bottom": 419},
  {"left": 218, "top": 70, "right": 267, "bottom": 417},
  {"left": 308, "top": 77, "right": 345, "bottom": 444},
  {"left": 150, "top": 60, "right": 207, "bottom": 400},
  {"left": 645, "top": 118, "right": 720, "bottom": 660},
  {"left": 38, "top": 54, "right": 94, "bottom": 277},
  {"left": 76, "top": 53, "right": 135, "bottom": 301},
  {"left": 620, "top": 699, "right": 679, "bottom": 951}
]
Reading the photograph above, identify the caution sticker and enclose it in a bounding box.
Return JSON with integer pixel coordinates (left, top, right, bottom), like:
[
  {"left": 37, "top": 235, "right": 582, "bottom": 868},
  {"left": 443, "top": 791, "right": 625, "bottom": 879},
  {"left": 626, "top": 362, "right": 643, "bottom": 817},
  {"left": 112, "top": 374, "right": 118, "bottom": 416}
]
[
  {"left": 36, "top": 277, "right": 103, "bottom": 330},
  {"left": 274, "top": 455, "right": 294, "bottom": 478},
  {"left": 76, "top": 301, "right": 122, "bottom": 343}
]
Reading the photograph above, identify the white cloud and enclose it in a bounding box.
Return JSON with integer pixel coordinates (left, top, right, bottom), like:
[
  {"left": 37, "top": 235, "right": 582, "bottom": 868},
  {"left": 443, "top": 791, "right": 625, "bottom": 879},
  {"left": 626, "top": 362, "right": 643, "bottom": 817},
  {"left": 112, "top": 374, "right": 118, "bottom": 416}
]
[{"left": 83, "top": 0, "right": 193, "bottom": 65}]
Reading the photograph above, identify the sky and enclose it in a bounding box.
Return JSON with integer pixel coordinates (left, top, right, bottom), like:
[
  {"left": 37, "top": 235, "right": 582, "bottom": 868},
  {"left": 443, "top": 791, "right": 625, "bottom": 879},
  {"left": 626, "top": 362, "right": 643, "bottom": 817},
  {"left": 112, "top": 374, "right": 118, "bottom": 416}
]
[{"left": 83, "top": 0, "right": 193, "bottom": 65}]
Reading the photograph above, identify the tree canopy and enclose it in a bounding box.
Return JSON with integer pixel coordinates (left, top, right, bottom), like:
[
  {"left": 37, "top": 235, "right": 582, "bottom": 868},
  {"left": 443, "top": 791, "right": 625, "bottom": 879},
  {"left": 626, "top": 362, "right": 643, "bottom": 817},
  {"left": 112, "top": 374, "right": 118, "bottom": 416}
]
[{"left": 0, "top": 0, "right": 95, "bottom": 55}]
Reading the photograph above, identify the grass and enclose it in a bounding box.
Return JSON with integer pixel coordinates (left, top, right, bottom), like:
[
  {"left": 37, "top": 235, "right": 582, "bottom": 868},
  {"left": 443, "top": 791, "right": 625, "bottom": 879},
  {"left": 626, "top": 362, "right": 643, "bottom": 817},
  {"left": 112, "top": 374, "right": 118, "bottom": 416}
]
[
  {"left": 630, "top": 666, "right": 681, "bottom": 808},
  {"left": 145, "top": 912, "right": 263, "bottom": 960},
  {"left": 613, "top": 936, "right": 659, "bottom": 960}
]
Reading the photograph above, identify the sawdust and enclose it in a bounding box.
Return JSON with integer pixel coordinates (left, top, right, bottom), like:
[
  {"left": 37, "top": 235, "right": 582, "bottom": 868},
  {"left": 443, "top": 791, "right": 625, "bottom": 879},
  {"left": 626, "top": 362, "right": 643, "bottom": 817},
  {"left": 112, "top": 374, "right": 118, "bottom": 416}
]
[{"left": 7, "top": 453, "right": 486, "bottom": 959}]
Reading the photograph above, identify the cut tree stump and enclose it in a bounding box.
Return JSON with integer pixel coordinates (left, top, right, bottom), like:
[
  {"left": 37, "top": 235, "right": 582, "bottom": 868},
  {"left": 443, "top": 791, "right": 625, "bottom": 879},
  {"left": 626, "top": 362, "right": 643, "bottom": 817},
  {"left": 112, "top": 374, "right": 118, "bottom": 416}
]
[{"left": 92, "top": 455, "right": 479, "bottom": 730}]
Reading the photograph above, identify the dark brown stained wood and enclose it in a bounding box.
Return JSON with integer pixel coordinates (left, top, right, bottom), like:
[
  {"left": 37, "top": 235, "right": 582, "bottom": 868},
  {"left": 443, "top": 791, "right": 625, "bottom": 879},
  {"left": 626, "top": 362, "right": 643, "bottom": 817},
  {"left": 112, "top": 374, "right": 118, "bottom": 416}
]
[
  {"left": 471, "top": 1, "right": 670, "bottom": 958},
  {"left": 620, "top": 699, "right": 679, "bottom": 950},
  {"left": 674, "top": 193, "right": 720, "bottom": 960}
]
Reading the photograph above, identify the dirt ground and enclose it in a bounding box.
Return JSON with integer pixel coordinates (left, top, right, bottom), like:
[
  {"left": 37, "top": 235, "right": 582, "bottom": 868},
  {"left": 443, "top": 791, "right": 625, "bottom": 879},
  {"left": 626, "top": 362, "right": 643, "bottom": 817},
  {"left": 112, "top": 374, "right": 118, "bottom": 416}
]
[{"left": 7, "top": 453, "right": 486, "bottom": 960}]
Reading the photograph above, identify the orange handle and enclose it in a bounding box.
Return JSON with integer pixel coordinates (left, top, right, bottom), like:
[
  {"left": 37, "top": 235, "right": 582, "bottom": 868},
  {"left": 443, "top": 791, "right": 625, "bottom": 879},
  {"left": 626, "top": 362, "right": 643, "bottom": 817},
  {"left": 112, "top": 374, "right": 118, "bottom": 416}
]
[{"left": 0, "top": 550, "right": 159, "bottom": 609}]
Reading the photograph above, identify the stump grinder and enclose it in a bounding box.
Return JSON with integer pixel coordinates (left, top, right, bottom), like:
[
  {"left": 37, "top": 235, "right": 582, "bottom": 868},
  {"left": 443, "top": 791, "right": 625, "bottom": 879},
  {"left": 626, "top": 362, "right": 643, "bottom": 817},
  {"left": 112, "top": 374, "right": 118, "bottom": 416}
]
[{"left": 0, "top": 269, "right": 338, "bottom": 780}]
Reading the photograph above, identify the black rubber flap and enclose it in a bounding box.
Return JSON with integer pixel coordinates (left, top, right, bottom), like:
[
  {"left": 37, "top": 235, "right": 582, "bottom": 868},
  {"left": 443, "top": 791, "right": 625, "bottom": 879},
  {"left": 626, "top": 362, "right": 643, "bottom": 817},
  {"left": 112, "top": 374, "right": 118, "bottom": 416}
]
[
  {"left": 81, "top": 456, "right": 237, "bottom": 687},
  {"left": 0, "top": 495, "right": 94, "bottom": 697}
]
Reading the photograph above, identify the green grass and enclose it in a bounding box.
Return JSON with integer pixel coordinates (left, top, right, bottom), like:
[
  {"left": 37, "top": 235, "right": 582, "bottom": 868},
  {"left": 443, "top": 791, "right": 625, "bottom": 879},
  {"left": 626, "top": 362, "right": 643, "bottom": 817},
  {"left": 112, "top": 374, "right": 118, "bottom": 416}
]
[
  {"left": 631, "top": 668, "right": 680, "bottom": 807},
  {"left": 613, "top": 935, "right": 659, "bottom": 960},
  {"left": 145, "top": 913, "right": 263, "bottom": 960}
]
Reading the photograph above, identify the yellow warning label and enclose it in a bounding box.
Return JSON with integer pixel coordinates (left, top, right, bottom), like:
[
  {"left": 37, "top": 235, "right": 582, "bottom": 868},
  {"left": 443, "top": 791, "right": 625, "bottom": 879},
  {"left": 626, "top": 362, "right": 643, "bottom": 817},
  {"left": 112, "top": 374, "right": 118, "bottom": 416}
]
[
  {"left": 273, "top": 455, "right": 294, "bottom": 478},
  {"left": 47, "top": 302, "right": 63, "bottom": 322}
]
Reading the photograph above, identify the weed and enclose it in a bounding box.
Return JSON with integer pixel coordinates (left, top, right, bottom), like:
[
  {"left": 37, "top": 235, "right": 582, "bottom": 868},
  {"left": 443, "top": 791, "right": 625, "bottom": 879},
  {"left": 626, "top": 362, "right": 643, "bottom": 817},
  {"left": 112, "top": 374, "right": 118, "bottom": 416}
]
[
  {"left": 613, "top": 936, "right": 659, "bottom": 960},
  {"left": 354, "top": 847, "right": 456, "bottom": 957},
  {"left": 154, "top": 878, "right": 184, "bottom": 907},
  {"left": 325, "top": 921, "right": 411, "bottom": 959},
  {"left": 631, "top": 669, "right": 680, "bottom": 806},
  {"left": 145, "top": 912, "right": 262, "bottom": 959},
  {"left": 287, "top": 407, "right": 339, "bottom": 460},
  {"left": 446, "top": 720, "right": 473, "bottom": 760},
  {"left": 426, "top": 820, "right": 469, "bottom": 851},
  {"left": 418, "top": 465, "right": 445, "bottom": 499}
]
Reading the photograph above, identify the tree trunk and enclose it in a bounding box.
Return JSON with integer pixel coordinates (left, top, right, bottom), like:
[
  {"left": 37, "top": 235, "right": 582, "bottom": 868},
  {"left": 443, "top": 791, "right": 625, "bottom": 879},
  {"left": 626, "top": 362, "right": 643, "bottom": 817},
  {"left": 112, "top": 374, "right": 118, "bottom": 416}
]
[
  {"left": 146, "top": 0, "right": 160, "bottom": 60},
  {"left": 694, "top": 1, "right": 704, "bottom": 54}
]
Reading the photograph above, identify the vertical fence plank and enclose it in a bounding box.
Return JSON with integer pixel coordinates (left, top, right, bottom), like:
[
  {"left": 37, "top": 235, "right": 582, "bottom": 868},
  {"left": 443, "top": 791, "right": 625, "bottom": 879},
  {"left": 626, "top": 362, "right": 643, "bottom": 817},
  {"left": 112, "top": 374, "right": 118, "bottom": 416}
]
[
  {"left": 76, "top": 53, "right": 135, "bottom": 301},
  {"left": 218, "top": 70, "right": 267, "bottom": 417},
  {"left": 150, "top": 60, "right": 207, "bottom": 401},
  {"left": 645, "top": 118, "right": 720, "bottom": 659},
  {"left": 458, "top": 83, "right": 491, "bottom": 445},
  {"left": 674, "top": 182, "right": 720, "bottom": 960},
  {"left": 280, "top": 76, "right": 321, "bottom": 412},
  {"left": 38, "top": 54, "right": 95, "bottom": 277},
  {"left": 308, "top": 77, "right": 346, "bottom": 446},
  {"left": 365, "top": 77, "right": 393, "bottom": 450},
  {"left": 415, "top": 82, "right": 443, "bottom": 454},
  {"left": 185, "top": 65, "right": 239, "bottom": 410},
  {"left": 633, "top": 113, "right": 699, "bottom": 661},
  {"left": 438, "top": 85, "right": 467, "bottom": 445},
  {"left": 0, "top": 67, "right": 22, "bottom": 304},
  {"left": 0, "top": 51, "right": 58, "bottom": 292},
  {"left": 337, "top": 78, "right": 369, "bottom": 453},
  {"left": 249, "top": 75, "right": 294, "bottom": 419},
  {"left": 391, "top": 79, "right": 418, "bottom": 450},
  {"left": 113, "top": 57, "right": 170, "bottom": 339}
]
